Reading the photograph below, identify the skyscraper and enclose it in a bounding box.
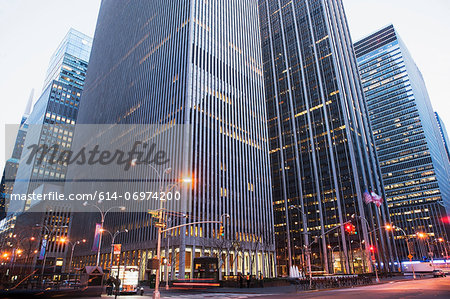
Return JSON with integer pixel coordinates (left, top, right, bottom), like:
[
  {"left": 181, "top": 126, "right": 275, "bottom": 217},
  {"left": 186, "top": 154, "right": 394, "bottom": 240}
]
[
  {"left": 11, "top": 29, "right": 92, "bottom": 211},
  {"left": 68, "top": 0, "right": 275, "bottom": 280},
  {"left": 258, "top": 0, "right": 395, "bottom": 275},
  {"left": 435, "top": 112, "right": 450, "bottom": 163},
  {"left": 43, "top": 28, "right": 92, "bottom": 91},
  {"left": 0, "top": 90, "right": 33, "bottom": 219},
  {"left": 5, "top": 29, "right": 92, "bottom": 277},
  {"left": 354, "top": 25, "right": 450, "bottom": 260}
]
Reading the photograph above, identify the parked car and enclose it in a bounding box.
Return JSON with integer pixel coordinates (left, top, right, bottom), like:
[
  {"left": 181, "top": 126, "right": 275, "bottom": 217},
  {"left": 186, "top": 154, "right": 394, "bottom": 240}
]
[{"left": 432, "top": 269, "right": 446, "bottom": 277}]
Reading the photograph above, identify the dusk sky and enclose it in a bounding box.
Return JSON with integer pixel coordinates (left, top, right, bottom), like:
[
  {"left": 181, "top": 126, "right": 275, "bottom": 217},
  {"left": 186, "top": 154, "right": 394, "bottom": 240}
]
[{"left": 1, "top": 0, "right": 449, "bottom": 170}]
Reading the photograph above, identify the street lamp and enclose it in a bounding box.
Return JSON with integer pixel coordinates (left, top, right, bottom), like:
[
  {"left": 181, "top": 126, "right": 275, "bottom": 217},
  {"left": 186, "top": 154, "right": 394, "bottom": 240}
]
[
  {"left": 417, "top": 232, "right": 434, "bottom": 270},
  {"left": 386, "top": 224, "right": 416, "bottom": 279},
  {"left": 289, "top": 205, "right": 312, "bottom": 278},
  {"left": 35, "top": 223, "right": 68, "bottom": 287},
  {"left": 83, "top": 201, "right": 126, "bottom": 267},
  {"left": 140, "top": 164, "right": 173, "bottom": 299},
  {"left": 131, "top": 158, "right": 196, "bottom": 299},
  {"left": 434, "top": 238, "right": 448, "bottom": 259},
  {"left": 100, "top": 228, "right": 129, "bottom": 269},
  {"left": 329, "top": 245, "right": 340, "bottom": 274},
  {"left": 3, "top": 234, "right": 35, "bottom": 279},
  {"left": 59, "top": 238, "right": 86, "bottom": 274}
]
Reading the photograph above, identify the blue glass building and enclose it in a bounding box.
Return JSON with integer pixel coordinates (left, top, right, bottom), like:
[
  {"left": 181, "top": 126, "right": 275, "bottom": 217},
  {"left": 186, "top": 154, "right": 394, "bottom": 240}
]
[
  {"left": 355, "top": 25, "right": 450, "bottom": 260},
  {"left": 5, "top": 29, "right": 92, "bottom": 277},
  {"left": 43, "top": 28, "right": 92, "bottom": 91},
  {"left": 11, "top": 29, "right": 92, "bottom": 209},
  {"left": 0, "top": 91, "right": 33, "bottom": 219},
  {"left": 435, "top": 112, "right": 450, "bottom": 163}
]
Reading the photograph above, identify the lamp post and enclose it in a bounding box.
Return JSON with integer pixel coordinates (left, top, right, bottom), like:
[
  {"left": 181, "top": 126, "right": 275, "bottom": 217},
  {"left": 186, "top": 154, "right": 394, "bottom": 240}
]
[
  {"left": 146, "top": 165, "right": 172, "bottom": 299},
  {"left": 4, "top": 235, "right": 34, "bottom": 280},
  {"left": 83, "top": 201, "right": 126, "bottom": 267},
  {"left": 330, "top": 245, "right": 340, "bottom": 274},
  {"left": 59, "top": 238, "right": 86, "bottom": 274},
  {"left": 35, "top": 224, "right": 68, "bottom": 288},
  {"left": 164, "top": 217, "right": 173, "bottom": 291},
  {"left": 289, "top": 205, "right": 312, "bottom": 279},
  {"left": 351, "top": 214, "right": 376, "bottom": 273},
  {"left": 365, "top": 225, "right": 395, "bottom": 283},
  {"left": 417, "top": 233, "right": 434, "bottom": 270},
  {"left": 101, "top": 229, "right": 129, "bottom": 269},
  {"left": 152, "top": 213, "right": 229, "bottom": 299},
  {"left": 131, "top": 158, "right": 195, "bottom": 299},
  {"left": 385, "top": 224, "right": 416, "bottom": 278},
  {"left": 434, "top": 238, "right": 447, "bottom": 259}
]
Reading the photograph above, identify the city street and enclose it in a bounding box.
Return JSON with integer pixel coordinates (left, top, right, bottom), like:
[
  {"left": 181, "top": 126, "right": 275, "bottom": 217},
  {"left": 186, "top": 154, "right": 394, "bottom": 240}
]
[
  {"left": 259, "top": 277, "right": 450, "bottom": 299},
  {"left": 79, "top": 277, "right": 449, "bottom": 299},
  {"left": 1, "top": 1, "right": 450, "bottom": 298}
]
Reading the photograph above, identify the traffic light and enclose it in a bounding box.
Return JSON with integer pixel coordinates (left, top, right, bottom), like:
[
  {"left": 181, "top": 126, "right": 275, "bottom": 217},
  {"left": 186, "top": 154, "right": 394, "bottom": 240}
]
[
  {"left": 345, "top": 223, "right": 357, "bottom": 235},
  {"left": 219, "top": 226, "right": 224, "bottom": 238},
  {"left": 369, "top": 246, "right": 375, "bottom": 252}
]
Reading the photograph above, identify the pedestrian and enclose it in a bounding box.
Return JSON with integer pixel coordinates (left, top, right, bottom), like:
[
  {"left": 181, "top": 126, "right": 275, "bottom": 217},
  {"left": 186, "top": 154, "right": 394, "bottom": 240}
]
[
  {"left": 239, "top": 273, "right": 244, "bottom": 288},
  {"left": 246, "top": 273, "right": 251, "bottom": 288},
  {"left": 106, "top": 277, "right": 113, "bottom": 296}
]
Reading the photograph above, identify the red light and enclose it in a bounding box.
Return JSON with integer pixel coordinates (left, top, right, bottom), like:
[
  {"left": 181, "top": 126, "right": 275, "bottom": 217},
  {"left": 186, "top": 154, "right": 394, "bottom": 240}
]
[
  {"left": 369, "top": 246, "right": 374, "bottom": 252},
  {"left": 441, "top": 216, "right": 450, "bottom": 224}
]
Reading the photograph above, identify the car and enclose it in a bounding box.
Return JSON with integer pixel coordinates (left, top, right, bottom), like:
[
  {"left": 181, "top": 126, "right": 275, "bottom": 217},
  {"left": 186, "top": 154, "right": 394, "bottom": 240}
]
[{"left": 432, "top": 269, "right": 446, "bottom": 277}]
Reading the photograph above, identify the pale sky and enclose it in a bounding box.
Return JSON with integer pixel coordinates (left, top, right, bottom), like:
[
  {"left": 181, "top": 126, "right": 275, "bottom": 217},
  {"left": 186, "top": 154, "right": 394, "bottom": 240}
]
[{"left": 1, "top": 0, "right": 449, "bottom": 170}]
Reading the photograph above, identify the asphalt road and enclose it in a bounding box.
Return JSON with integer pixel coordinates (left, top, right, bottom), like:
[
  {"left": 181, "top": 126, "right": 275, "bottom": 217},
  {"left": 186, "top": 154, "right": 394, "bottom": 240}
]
[
  {"left": 255, "top": 277, "right": 450, "bottom": 299},
  {"left": 37, "top": 277, "right": 449, "bottom": 299}
]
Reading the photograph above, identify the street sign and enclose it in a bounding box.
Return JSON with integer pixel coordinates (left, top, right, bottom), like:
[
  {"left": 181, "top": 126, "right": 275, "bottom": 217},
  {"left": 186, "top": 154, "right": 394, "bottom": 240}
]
[
  {"left": 147, "top": 258, "right": 159, "bottom": 270},
  {"left": 155, "top": 222, "right": 166, "bottom": 228},
  {"left": 113, "top": 244, "right": 122, "bottom": 255},
  {"left": 38, "top": 238, "right": 47, "bottom": 260},
  {"left": 408, "top": 254, "right": 413, "bottom": 260},
  {"left": 148, "top": 210, "right": 159, "bottom": 218}
]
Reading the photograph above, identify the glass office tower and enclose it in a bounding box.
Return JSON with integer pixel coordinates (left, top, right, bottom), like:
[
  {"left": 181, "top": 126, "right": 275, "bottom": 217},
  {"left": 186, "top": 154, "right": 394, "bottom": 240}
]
[
  {"left": 68, "top": 0, "right": 275, "bottom": 279},
  {"left": 435, "top": 112, "right": 450, "bottom": 163},
  {"left": 355, "top": 25, "right": 450, "bottom": 260},
  {"left": 0, "top": 91, "right": 33, "bottom": 219},
  {"left": 43, "top": 28, "right": 92, "bottom": 91},
  {"left": 11, "top": 28, "right": 92, "bottom": 210},
  {"left": 258, "top": 0, "right": 395, "bottom": 275},
  {"left": 6, "top": 29, "right": 92, "bottom": 276}
]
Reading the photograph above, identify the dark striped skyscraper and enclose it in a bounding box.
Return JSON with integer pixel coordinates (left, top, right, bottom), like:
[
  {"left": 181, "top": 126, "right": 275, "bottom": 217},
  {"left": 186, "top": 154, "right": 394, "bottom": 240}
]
[
  {"left": 354, "top": 25, "right": 450, "bottom": 260},
  {"left": 258, "top": 0, "right": 396, "bottom": 275},
  {"left": 68, "top": 0, "right": 275, "bottom": 280}
]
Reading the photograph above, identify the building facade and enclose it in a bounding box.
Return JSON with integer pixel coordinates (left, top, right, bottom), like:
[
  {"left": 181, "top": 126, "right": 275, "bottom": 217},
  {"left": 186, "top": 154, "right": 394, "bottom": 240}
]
[
  {"left": 68, "top": 0, "right": 275, "bottom": 280},
  {"left": 258, "top": 0, "right": 395, "bottom": 276},
  {"left": 354, "top": 25, "right": 450, "bottom": 260},
  {"left": 43, "top": 28, "right": 92, "bottom": 91},
  {"left": 0, "top": 90, "right": 33, "bottom": 219},
  {"left": 11, "top": 28, "right": 92, "bottom": 206},
  {"left": 435, "top": 112, "right": 450, "bottom": 163},
  {"left": 5, "top": 29, "right": 92, "bottom": 278}
]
